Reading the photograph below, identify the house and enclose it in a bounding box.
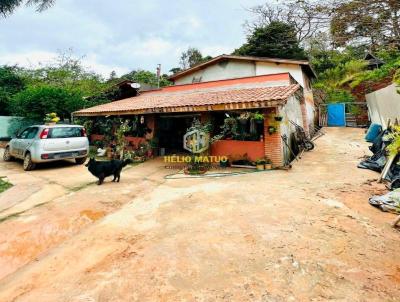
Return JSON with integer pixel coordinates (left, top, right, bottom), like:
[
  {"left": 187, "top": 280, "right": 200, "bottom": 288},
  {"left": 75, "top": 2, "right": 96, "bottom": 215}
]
[
  {"left": 169, "top": 55, "right": 317, "bottom": 131},
  {"left": 74, "top": 65, "right": 313, "bottom": 167},
  {"left": 364, "top": 53, "right": 385, "bottom": 70}
]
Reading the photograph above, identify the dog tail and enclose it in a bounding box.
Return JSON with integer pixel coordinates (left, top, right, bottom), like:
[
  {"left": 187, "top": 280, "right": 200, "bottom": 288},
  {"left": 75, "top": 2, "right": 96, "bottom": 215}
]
[{"left": 122, "top": 159, "right": 132, "bottom": 167}]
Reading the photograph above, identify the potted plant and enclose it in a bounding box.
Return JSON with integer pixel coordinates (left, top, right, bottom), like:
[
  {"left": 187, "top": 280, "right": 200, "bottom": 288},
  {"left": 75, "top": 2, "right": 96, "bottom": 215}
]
[
  {"left": 255, "top": 158, "right": 266, "bottom": 170},
  {"left": 251, "top": 112, "right": 264, "bottom": 124},
  {"left": 44, "top": 112, "right": 60, "bottom": 125},
  {"left": 264, "top": 157, "right": 272, "bottom": 170},
  {"left": 184, "top": 156, "right": 208, "bottom": 175}
]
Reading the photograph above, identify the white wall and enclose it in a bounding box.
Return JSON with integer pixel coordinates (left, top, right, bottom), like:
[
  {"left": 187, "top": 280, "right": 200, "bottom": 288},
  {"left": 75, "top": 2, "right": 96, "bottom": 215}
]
[
  {"left": 279, "top": 95, "right": 303, "bottom": 162},
  {"left": 174, "top": 61, "right": 256, "bottom": 85},
  {"left": 174, "top": 60, "right": 310, "bottom": 89},
  {"left": 256, "top": 62, "right": 305, "bottom": 87},
  {"left": 366, "top": 84, "right": 400, "bottom": 129}
]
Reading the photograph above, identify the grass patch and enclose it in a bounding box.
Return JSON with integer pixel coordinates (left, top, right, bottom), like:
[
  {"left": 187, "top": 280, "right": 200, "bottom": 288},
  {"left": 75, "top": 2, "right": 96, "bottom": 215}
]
[{"left": 0, "top": 177, "right": 12, "bottom": 194}]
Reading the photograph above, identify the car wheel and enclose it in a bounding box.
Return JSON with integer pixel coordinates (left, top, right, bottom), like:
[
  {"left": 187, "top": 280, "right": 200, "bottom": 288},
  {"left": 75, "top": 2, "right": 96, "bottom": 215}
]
[
  {"left": 75, "top": 157, "right": 87, "bottom": 165},
  {"left": 3, "top": 147, "right": 13, "bottom": 162},
  {"left": 23, "top": 152, "right": 36, "bottom": 171}
]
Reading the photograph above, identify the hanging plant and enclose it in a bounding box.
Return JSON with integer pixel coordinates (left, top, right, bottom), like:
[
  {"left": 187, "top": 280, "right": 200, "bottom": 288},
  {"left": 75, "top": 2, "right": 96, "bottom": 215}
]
[
  {"left": 268, "top": 126, "right": 277, "bottom": 134},
  {"left": 251, "top": 112, "right": 264, "bottom": 124}
]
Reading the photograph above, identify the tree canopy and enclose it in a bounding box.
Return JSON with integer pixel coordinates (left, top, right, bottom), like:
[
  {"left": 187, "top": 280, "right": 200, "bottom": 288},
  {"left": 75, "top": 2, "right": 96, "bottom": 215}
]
[
  {"left": 245, "top": 0, "right": 330, "bottom": 43},
  {"left": 178, "top": 47, "right": 212, "bottom": 71},
  {"left": 0, "top": 0, "right": 54, "bottom": 17},
  {"left": 121, "top": 69, "right": 170, "bottom": 88},
  {"left": 0, "top": 52, "right": 172, "bottom": 122},
  {"left": 233, "top": 21, "right": 307, "bottom": 59},
  {"left": 330, "top": 0, "right": 400, "bottom": 49},
  {"left": 10, "top": 85, "right": 83, "bottom": 121},
  {"left": 0, "top": 66, "right": 25, "bottom": 115}
]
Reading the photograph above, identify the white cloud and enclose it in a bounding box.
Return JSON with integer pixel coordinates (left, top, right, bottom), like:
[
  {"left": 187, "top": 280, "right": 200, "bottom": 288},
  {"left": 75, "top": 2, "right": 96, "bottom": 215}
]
[
  {"left": 0, "top": 0, "right": 262, "bottom": 77},
  {"left": 0, "top": 50, "right": 58, "bottom": 68}
]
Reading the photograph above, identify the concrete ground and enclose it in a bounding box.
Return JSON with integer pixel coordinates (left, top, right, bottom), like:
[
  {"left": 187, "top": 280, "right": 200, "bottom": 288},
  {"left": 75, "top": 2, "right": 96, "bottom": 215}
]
[{"left": 0, "top": 127, "right": 398, "bottom": 302}]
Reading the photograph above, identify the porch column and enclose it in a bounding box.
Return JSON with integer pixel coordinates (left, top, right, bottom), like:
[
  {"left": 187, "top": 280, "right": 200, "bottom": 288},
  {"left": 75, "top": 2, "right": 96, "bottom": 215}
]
[
  {"left": 145, "top": 114, "right": 155, "bottom": 140},
  {"left": 300, "top": 97, "right": 310, "bottom": 138},
  {"left": 263, "top": 108, "right": 283, "bottom": 167}
]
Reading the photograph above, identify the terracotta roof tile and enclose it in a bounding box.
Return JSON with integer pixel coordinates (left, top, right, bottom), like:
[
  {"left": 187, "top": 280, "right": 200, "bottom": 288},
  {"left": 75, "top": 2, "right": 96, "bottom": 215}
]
[{"left": 74, "top": 84, "right": 300, "bottom": 116}]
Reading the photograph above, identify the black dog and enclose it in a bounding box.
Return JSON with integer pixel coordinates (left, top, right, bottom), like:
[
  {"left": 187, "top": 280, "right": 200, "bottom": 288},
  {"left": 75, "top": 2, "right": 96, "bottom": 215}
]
[{"left": 85, "top": 158, "right": 131, "bottom": 185}]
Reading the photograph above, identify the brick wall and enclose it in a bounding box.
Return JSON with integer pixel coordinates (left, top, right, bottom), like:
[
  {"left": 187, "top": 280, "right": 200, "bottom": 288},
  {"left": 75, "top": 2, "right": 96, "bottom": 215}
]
[{"left": 263, "top": 108, "right": 283, "bottom": 167}]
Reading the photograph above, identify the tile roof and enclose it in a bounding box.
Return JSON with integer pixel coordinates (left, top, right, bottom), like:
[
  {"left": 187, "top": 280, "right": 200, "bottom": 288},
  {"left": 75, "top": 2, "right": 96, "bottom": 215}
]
[{"left": 74, "top": 84, "right": 300, "bottom": 116}]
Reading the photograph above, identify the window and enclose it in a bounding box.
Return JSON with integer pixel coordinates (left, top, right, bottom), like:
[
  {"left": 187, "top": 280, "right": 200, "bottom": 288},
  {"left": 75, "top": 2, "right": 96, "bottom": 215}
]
[
  {"left": 19, "top": 127, "right": 38, "bottom": 139},
  {"left": 27, "top": 127, "right": 38, "bottom": 139},
  {"left": 18, "top": 128, "right": 31, "bottom": 139},
  {"left": 49, "top": 127, "right": 83, "bottom": 138}
]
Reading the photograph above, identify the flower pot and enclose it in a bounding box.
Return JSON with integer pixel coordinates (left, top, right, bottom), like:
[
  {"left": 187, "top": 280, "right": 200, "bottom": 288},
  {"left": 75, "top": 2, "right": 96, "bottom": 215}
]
[
  {"left": 255, "top": 119, "right": 264, "bottom": 124},
  {"left": 256, "top": 164, "right": 265, "bottom": 171},
  {"left": 264, "top": 163, "right": 272, "bottom": 170},
  {"left": 274, "top": 116, "right": 283, "bottom": 122}
]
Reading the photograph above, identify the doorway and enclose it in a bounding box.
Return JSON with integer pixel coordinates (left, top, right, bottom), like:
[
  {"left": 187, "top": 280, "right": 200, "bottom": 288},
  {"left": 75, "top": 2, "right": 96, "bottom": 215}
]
[{"left": 156, "top": 114, "right": 200, "bottom": 154}]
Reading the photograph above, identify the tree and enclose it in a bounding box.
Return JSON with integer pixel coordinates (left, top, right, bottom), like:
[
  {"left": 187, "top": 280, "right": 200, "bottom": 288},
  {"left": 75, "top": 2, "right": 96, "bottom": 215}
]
[
  {"left": 169, "top": 67, "right": 182, "bottom": 74},
  {"left": 330, "top": 0, "right": 400, "bottom": 49},
  {"left": 22, "top": 51, "right": 108, "bottom": 97},
  {"left": 0, "top": 66, "right": 25, "bottom": 115},
  {"left": 6, "top": 52, "right": 110, "bottom": 120},
  {"left": 179, "top": 47, "right": 211, "bottom": 70},
  {"left": 233, "top": 21, "right": 307, "bottom": 59},
  {"left": 10, "top": 85, "right": 83, "bottom": 121},
  {"left": 245, "top": 0, "right": 331, "bottom": 43},
  {"left": 0, "top": 0, "right": 54, "bottom": 17},
  {"left": 122, "top": 70, "right": 171, "bottom": 87}
]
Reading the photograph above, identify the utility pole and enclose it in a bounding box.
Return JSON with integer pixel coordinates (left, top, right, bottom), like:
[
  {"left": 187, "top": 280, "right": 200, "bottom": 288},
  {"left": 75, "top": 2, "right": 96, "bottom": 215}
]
[{"left": 156, "top": 64, "right": 161, "bottom": 88}]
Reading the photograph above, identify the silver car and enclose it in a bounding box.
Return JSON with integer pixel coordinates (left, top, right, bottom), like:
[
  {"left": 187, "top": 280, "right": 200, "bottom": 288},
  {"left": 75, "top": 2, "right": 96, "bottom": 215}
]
[{"left": 3, "top": 124, "right": 89, "bottom": 171}]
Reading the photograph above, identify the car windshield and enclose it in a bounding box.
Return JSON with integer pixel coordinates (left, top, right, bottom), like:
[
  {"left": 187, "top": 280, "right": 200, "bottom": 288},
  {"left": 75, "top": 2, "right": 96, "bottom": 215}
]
[{"left": 49, "top": 127, "right": 83, "bottom": 138}]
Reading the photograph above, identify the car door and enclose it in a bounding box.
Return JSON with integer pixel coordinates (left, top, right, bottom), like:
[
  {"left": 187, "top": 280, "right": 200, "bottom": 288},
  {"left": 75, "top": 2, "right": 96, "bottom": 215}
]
[
  {"left": 11, "top": 128, "right": 30, "bottom": 158},
  {"left": 18, "top": 127, "right": 39, "bottom": 156}
]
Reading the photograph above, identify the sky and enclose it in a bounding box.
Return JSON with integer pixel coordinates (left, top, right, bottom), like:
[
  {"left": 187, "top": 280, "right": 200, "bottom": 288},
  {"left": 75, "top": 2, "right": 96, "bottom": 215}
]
[{"left": 0, "top": 0, "right": 263, "bottom": 78}]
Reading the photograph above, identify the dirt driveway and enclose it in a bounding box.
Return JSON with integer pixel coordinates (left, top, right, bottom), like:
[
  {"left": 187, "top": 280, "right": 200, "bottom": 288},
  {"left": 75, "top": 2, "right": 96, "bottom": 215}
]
[{"left": 0, "top": 128, "right": 399, "bottom": 301}]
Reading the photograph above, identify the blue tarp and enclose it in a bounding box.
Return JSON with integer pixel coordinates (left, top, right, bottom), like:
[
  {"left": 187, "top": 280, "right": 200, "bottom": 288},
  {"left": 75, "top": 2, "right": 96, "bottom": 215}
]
[
  {"left": 327, "top": 103, "right": 346, "bottom": 127},
  {"left": 365, "top": 123, "right": 382, "bottom": 142}
]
